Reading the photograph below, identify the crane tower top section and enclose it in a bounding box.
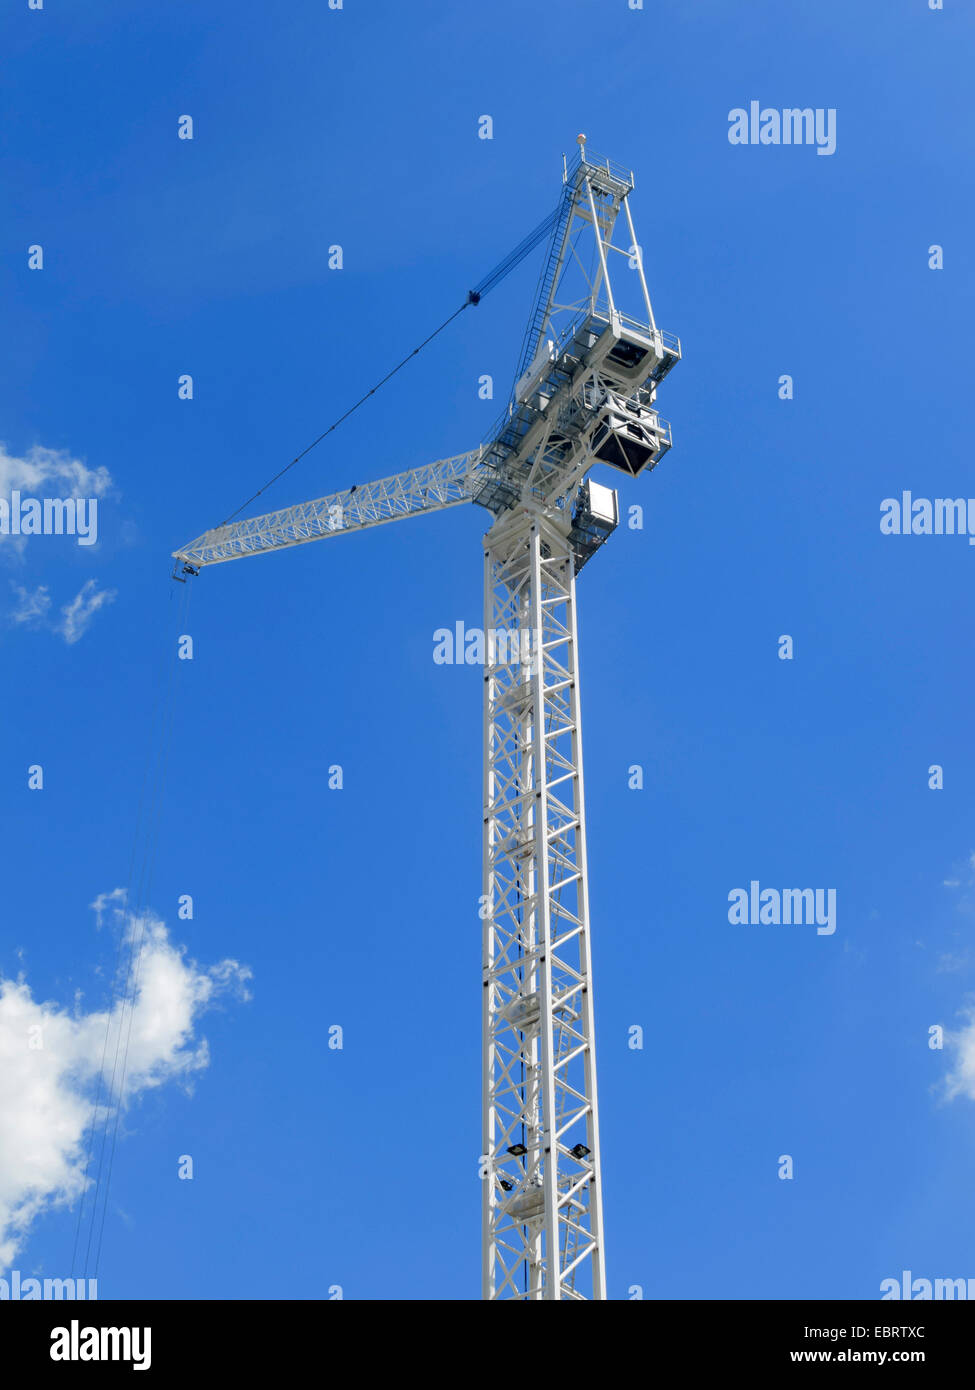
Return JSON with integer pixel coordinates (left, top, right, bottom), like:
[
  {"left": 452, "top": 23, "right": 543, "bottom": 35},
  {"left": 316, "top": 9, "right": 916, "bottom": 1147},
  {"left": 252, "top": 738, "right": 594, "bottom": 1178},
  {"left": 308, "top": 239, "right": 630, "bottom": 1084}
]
[
  {"left": 172, "top": 141, "right": 679, "bottom": 581},
  {"left": 472, "top": 140, "right": 680, "bottom": 543}
]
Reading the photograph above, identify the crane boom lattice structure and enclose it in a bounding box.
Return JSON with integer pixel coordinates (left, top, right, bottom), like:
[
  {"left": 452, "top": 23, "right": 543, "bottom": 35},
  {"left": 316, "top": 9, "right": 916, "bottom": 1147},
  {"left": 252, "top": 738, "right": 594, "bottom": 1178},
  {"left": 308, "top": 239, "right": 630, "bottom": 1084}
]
[{"left": 174, "top": 138, "right": 681, "bottom": 1300}]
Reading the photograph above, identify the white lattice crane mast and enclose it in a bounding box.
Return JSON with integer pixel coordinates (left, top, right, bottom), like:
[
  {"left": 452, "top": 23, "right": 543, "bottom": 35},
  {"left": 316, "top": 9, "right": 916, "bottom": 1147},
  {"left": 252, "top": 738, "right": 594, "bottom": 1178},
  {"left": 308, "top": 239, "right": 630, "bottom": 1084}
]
[{"left": 174, "top": 137, "right": 681, "bottom": 1301}]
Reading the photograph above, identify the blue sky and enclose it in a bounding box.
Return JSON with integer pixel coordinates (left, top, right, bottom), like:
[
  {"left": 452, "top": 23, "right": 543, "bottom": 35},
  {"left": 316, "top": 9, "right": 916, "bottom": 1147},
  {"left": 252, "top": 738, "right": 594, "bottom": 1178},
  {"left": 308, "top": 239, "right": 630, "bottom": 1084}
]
[{"left": 2, "top": 0, "right": 974, "bottom": 1300}]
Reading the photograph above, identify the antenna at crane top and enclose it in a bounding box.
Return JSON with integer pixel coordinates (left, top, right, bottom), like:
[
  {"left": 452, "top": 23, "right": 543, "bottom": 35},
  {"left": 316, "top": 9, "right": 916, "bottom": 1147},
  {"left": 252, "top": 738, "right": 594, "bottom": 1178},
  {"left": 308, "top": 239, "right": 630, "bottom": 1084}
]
[{"left": 172, "top": 145, "right": 681, "bottom": 1302}]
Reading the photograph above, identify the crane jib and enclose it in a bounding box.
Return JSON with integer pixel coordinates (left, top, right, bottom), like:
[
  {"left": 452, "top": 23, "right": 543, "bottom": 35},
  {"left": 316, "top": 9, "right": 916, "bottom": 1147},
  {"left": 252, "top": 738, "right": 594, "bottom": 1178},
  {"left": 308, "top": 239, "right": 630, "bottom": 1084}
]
[{"left": 173, "top": 199, "right": 568, "bottom": 573}]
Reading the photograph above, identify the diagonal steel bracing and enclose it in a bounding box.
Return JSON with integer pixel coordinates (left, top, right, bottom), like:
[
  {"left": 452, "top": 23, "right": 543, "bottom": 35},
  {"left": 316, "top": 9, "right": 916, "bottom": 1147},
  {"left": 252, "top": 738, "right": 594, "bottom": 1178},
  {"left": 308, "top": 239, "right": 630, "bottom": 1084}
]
[{"left": 482, "top": 506, "right": 605, "bottom": 1300}]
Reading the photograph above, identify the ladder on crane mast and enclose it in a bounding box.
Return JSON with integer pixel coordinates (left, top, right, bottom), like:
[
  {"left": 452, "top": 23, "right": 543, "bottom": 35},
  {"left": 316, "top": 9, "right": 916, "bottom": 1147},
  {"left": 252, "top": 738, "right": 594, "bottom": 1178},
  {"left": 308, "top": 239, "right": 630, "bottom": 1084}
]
[{"left": 174, "top": 135, "right": 681, "bottom": 1301}]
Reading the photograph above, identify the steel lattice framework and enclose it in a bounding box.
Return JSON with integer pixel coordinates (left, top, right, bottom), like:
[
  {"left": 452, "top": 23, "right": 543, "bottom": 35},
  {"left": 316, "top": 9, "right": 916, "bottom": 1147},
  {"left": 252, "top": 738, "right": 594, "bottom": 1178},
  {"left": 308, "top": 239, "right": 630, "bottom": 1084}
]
[
  {"left": 482, "top": 510, "right": 603, "bottom": 1299},
  {"left": 174, "top": 138, "right": 680, "bottom": 1299},
  {"left": 174, "top": 451, "right": 484, "bottom": 568}
]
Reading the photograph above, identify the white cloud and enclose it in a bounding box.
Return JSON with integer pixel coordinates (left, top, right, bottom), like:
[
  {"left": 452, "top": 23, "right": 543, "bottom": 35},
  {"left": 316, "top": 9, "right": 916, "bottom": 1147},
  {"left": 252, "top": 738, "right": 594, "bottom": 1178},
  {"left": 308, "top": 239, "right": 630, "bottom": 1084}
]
[
  {"left": 937, "top": 951, "right": 974, "bottom": 975},
  {"left": 1, "top": 443, "right": 117, "bottom": 638},
  {"left": 944, "top": 1005, "right": 975, "bottom": 1103},
  {"left": 7, "top": 578, "right": 116, "bottom": 644},
  {"left": 0, "top": 896, "right": 251, "bottom": 1269},
  {"left": 940, "top": 852, "right": 975, "bottom": 1099},
  {"left": 89, "top": 888, "right": 127, "bottom": 930},
  {"left": 57, "top": 579, "right": 116, "bottom": 645},
  {"left": 9, "top": 583, "right": 52, "bottom": 627},
  {"left": 0, "top": 443, "right": 112, "bottom": 506},
  {"left": 0, "top": 444, "right": 113, "bottom": 560},
  {"left": 942, "top": 851, "right": 975, "bottom": 917}
]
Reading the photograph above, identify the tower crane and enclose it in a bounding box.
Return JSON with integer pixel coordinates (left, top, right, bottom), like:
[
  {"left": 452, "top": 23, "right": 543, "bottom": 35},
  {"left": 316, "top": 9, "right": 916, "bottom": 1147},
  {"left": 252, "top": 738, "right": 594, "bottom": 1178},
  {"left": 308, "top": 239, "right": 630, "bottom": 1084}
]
[{"left": 174, "top": 136, "right": 680, "bottom": 1301}]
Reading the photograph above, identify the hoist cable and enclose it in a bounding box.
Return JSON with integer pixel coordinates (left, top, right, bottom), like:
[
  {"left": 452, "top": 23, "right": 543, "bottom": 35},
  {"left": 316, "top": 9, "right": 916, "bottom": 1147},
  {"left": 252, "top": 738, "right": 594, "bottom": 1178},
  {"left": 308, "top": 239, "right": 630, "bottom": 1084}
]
[
  {"left": 214, "top": 203, "right": 560, "bottom": 530},
  {"left": 86, "top": 580, "right": 189, "bottom": 1278},
  {"left": 71, "top": 581, "right": 188, "bottom": 1280},
  {"left": 91, "top": 582, "right": 189, "bottom": 1278}
]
